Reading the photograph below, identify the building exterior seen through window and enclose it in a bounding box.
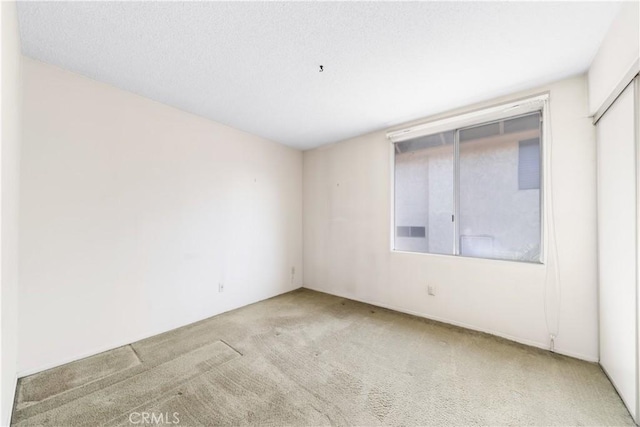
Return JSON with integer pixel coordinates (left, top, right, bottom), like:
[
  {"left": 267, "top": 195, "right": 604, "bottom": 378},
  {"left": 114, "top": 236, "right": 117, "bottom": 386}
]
[{"left": 394, "top": 111, "right": 542, "bottom": 263}]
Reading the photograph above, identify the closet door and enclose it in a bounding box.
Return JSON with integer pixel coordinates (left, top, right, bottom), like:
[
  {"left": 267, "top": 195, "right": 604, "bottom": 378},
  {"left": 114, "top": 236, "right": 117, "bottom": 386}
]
[{"left": 597, "top": 81, "right": 638, "bottom": 421}]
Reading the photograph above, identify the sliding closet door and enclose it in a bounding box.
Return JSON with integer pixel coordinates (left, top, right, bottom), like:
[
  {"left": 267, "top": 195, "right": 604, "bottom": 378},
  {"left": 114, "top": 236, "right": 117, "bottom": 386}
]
[{"left": 597, "top": 81, "right": 637, "bottom": 420}]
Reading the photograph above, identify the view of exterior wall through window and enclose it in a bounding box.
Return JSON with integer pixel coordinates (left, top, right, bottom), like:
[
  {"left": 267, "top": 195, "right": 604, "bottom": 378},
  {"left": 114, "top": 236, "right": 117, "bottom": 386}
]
[{"left": 394, "top": 110, "right": 542, "bottom": 262}]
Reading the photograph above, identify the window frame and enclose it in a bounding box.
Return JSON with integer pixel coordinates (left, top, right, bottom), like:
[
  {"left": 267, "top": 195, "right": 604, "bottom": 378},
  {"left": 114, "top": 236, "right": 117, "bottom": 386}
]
[{"left": 388, "top": 93, "right": 549, "bottom": 264}]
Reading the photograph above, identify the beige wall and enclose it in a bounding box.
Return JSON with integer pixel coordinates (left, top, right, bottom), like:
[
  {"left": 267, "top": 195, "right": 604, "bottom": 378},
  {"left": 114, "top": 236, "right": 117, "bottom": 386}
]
[
  {"left": 1, "top": 1, "right": 22, "bottom": 425},
  {"left": 304, "top": 75, "right": 598, "bottom": 361},
  {"left": 18, "top": 58, "right": 303, "bottom": 375}
]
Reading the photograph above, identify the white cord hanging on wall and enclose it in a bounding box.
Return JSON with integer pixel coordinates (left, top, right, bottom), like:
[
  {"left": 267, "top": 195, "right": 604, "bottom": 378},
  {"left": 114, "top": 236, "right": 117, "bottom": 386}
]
[{"left": 542, "top": 97, "right": 562, "bottom": 352}]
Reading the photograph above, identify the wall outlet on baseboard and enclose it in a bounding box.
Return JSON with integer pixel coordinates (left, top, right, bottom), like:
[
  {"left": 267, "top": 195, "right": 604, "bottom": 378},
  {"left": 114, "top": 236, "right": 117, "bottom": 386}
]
[
  {"left": 218, "top": 282, "right": 224, "bottom": 293},
  {"left": 427, "top": 284, "right": 436, "bottom": 296}
]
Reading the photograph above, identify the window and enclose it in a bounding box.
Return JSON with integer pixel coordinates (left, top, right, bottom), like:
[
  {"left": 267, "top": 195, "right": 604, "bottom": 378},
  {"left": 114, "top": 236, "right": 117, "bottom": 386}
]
[{"left": 390, "top": 96, "right": 545, "bottom": 263}]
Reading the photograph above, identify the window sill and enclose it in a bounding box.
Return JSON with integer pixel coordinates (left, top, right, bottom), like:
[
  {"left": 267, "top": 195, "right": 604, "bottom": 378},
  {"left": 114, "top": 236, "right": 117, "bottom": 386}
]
[{"left": 390, "top": 249, "right": 545, "bottom": 266}]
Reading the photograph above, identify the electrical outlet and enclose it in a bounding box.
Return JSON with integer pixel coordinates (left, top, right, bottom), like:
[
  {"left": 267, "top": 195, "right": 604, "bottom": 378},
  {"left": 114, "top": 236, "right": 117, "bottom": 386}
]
[
  {"left": 427, "top": 284, "right": 436, "bottom": 296},
  {"left": 218, "top": 282, "right": 224, "bottom": 293}
]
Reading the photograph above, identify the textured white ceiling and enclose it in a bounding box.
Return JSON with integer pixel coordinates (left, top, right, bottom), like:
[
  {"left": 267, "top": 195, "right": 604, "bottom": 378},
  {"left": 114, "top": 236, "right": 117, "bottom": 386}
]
[{"left": 17, "top": 1, "right": 620, "bottom": 150}]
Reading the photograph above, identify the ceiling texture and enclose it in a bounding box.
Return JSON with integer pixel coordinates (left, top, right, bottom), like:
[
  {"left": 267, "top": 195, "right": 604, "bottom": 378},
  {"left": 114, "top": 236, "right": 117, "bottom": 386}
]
[{"left": 17, "top": 1, "right": 621, "bottom": 150}]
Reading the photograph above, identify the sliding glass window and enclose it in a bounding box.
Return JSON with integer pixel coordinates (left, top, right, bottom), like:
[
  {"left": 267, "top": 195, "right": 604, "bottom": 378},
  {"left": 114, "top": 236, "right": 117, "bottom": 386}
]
[{"left": 393, "top": 108, "right": 543, "bottom": 263}]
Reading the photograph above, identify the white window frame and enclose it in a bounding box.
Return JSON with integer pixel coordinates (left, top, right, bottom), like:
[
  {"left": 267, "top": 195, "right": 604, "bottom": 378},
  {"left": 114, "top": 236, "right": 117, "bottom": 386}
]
[{"left": 388, "top": 93, "right": 549, "bottom": 264}]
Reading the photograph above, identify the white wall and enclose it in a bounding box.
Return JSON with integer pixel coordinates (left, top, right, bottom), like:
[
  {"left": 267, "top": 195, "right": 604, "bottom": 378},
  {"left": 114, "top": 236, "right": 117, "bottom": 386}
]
[
  {"left": 1, "top": 1, "right": 22, "bottom": 425},
  {"left": 304, "top": 75, "right": 598, "bottom": 361},
  {"left": 18, "top": 58, "right": 303, "bottom": 375},
  {"left": 588, "top": 1, "right": 639, "bottom": 115}
]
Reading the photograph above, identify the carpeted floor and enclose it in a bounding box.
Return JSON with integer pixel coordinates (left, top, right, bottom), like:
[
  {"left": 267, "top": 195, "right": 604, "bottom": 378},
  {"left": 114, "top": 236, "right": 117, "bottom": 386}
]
[{"left": 11, "top": 288, "right": 635, "bottom": 426}]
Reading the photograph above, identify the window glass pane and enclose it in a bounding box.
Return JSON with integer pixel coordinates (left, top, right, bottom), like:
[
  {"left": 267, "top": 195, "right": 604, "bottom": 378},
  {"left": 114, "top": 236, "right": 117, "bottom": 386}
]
[
  {"left": 518, "top": 138, "right": 540, "bottom": 190},
  {"left": 458, "top": 112, "right": 541, "bottom": 262},
  {"left": 394, "top": 131, "right": 454, "bottom": 254}
]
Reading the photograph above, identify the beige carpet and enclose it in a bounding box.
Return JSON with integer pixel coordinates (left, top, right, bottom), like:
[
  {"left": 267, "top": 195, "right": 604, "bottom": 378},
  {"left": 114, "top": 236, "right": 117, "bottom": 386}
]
[{"left": 12, "top": 288, "right": 635, "bottom": 426}]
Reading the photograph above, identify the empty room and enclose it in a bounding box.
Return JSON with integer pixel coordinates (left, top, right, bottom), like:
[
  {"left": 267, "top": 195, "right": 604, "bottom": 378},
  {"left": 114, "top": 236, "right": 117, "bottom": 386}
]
[{"left": 1, "top": 1, "right": 639, "bottom": 426}]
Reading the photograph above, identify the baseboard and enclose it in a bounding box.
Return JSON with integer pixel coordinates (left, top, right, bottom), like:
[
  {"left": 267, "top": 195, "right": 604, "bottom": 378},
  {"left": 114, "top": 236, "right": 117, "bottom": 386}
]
[
  {"left": 17, "top": 284, "right": 303, "bottom": 378},
  {"left": 18, "top": 283, "right": 596, "bottom": 378},
  {"left": 2, "top": 374, "right": 18, "bottom": 427},
  {"left": 303, "top": 285, "right": 598, "bottom": 363}
]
